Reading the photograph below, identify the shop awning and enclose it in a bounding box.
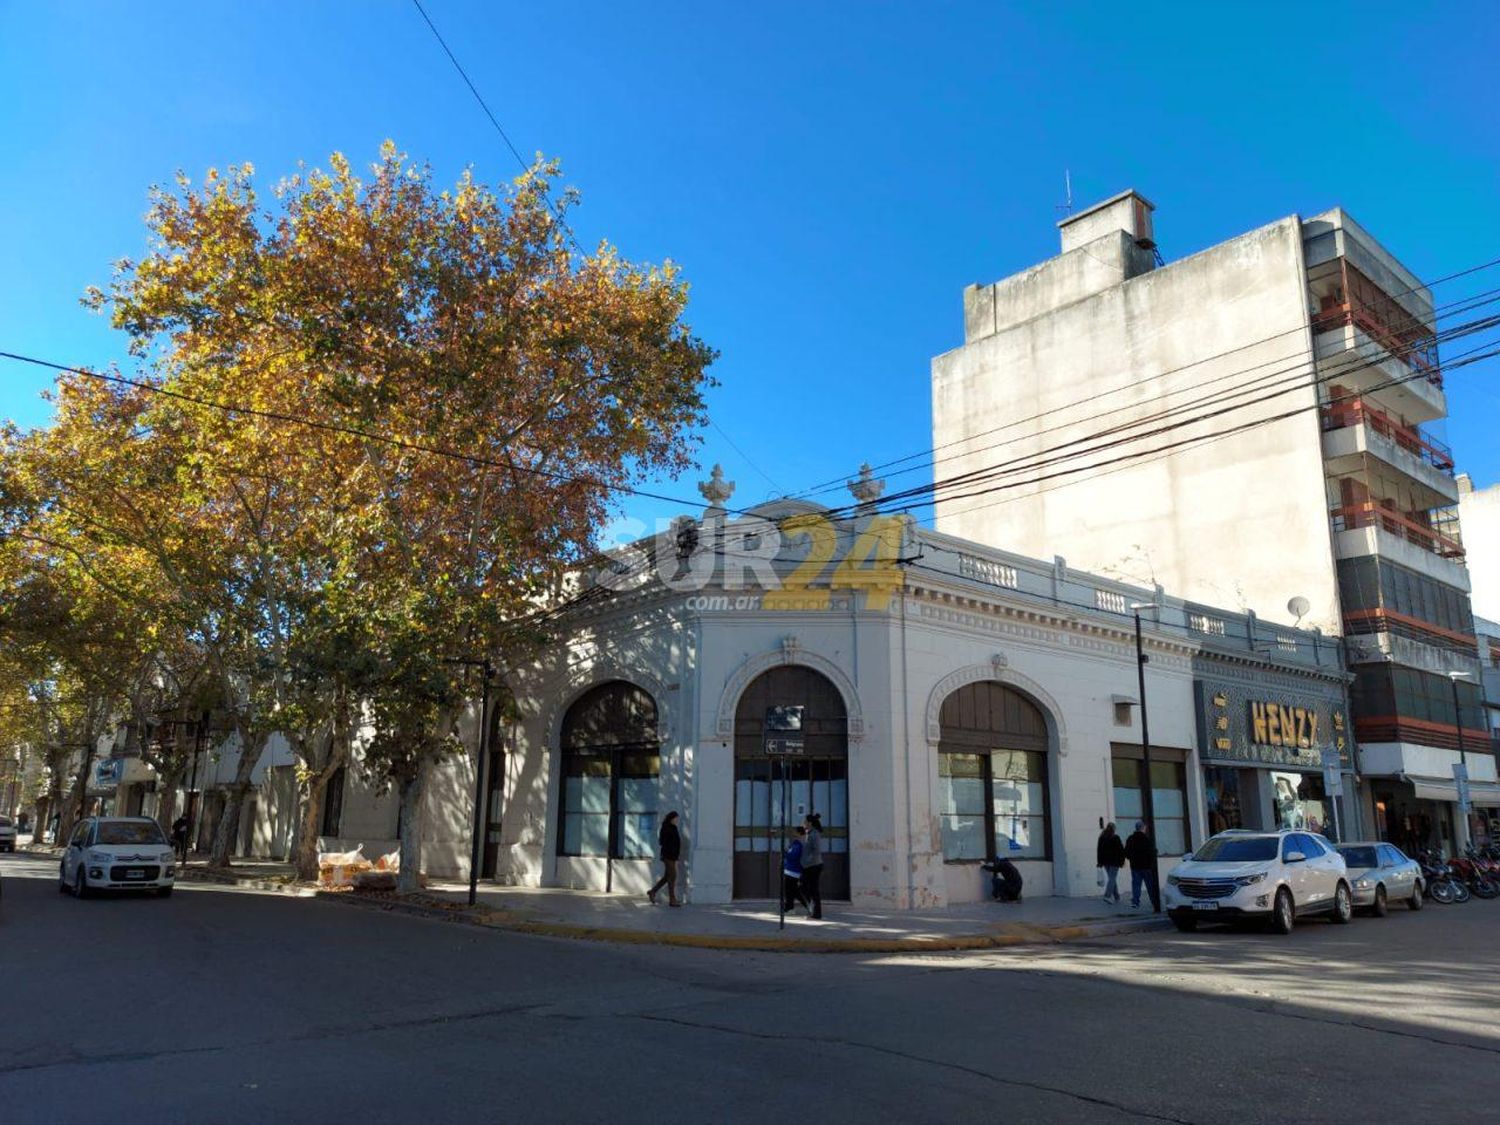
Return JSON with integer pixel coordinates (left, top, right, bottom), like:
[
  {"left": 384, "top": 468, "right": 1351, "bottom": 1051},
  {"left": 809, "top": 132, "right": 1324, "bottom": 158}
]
[{"left": 1405, "top": 777, "right": 1500, "bottom": 805}]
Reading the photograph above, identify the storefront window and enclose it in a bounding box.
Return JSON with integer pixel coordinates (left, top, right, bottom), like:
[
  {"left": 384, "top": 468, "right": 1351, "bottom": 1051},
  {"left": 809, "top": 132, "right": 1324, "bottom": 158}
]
[
  {"left": 1112, "top": 756, "right": 1189, "bottom": 855},
  {"left": 937, "top": 753, "right": 987, "bottom": 860},
  {"left": 1203, "top": 767, "right": 1244, "bottom": 835},
  {"left": 561, "top": 753, "right": 612, "bottom": 856},
  {"left": 1271, "top": 771, "right": 1328, "bottom": 836},
  {"left": 937, "top": 748, "right": 1049, "bottom": 861},
  {"left": 614, "top": 752, "right": 661, "bottom": 859}
]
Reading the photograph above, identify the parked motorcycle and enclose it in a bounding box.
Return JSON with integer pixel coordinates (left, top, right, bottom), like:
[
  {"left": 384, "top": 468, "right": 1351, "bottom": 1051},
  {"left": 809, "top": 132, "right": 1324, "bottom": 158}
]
[
  {"left": 1419, "top": 852, "right": 1464, "bottom": 904},
  {"left": 1450, "top": 851, "right": 1500, "bottom": 899}
]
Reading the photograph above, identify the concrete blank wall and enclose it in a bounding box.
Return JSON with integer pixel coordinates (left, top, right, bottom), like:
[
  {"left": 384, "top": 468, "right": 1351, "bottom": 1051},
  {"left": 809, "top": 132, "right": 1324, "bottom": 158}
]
[{"left": 932, "top": 218, "right": 1342, "bottom": 632}]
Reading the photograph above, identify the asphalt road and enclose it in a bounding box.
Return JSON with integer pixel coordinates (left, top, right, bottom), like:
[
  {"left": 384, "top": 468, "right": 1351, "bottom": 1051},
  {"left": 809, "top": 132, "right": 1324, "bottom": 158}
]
[{"left": 4, "top": 850, "right": 1500, "bottom": 1125}]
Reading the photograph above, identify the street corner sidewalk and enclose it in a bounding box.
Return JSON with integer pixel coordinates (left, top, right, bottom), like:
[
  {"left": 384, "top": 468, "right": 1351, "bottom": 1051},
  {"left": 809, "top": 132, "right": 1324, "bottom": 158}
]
[
  {"left": 382, "top": 884, "right": 1173, "bottom": 953},
  {"left": 142, "top": 857, "right": 1172, "bottom": 952}
]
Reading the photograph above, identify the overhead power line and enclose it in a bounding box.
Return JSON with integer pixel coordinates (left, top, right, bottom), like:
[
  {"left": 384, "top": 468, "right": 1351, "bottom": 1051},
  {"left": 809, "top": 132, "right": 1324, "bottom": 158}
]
[
  {"left": 810, "top": 309, "right": 1500, "bottom": 528},
  {"left": 407, "top": 0, "right": 784, "bottom": 498},
  {"left": 798, "top": 281, "right": 1500, "bottom": 506},
  {"left": 854, "top": 304, "right": 1500, "bottom": 519},
  {"left": 795, "top": 253, "right": 1500, "bottom": 500},
  {"left": 0, "top": 350, "right": 732, "bottom": 517}
]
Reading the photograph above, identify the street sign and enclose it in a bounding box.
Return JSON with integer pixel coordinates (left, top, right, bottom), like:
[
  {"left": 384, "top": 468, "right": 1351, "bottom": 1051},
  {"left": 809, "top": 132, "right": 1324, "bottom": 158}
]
[
  {"left": 765, "top": 705, "right": 805, "bottom": 757},
  {"left": 1322, "top": 767, "right": 1343, "bottom": 797},
  {"left": 1454, "top": 762, "right": 1471, "bottom": 813}
]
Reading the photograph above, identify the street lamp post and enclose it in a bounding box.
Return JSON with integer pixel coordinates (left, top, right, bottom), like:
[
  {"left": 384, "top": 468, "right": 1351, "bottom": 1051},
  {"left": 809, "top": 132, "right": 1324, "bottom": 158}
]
[
  {"left": 1131, "top": 602, "right": 1161, "bottom": 913},
  {"left": 444, "top": 656, "right": 497, "bottom": 907},
  {"left": 185, "top": 712, "right": 209, "bottom": 865},
  {"left": 469, "top": 661, "right": 495, "bottom": 908}
]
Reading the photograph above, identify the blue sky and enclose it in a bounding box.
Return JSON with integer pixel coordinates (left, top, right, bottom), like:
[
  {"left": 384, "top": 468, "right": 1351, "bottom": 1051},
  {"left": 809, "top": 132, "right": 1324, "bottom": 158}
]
[{"left": 3, "top": 1, "right": 1497, "bottom": 536}]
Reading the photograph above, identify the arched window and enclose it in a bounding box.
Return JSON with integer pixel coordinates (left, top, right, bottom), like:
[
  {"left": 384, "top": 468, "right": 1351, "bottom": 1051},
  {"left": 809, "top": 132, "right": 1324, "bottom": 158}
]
[
  {"left": 936, "top": 681, "right": 1050, "bottom": 862},
  {"left": 558, "top": 681, "right": 660, "bottom": 859}
]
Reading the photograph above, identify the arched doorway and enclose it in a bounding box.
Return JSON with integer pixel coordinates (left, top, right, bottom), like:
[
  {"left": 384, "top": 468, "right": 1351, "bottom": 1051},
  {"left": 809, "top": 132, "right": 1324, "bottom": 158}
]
[
  {"left": 556, "top": 681, "right": 661, "bottom": 890},
  {"left": 935, "top": 681, "right": 1051, "bottom": 864},
  {"left": 733, "top": 666, "right": 849, "bottom": 900}
]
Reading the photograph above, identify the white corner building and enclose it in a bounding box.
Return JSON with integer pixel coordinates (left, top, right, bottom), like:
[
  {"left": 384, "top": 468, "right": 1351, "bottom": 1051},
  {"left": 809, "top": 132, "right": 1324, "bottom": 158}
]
[{"left": 486, "top": 468, "right": 1353, "bottom": 908}]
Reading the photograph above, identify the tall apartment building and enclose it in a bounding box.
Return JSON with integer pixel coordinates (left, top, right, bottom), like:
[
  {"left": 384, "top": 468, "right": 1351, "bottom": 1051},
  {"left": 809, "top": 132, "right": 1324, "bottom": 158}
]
[{"left": 932, "top": 190, "right": 1493, "bottom": 853}]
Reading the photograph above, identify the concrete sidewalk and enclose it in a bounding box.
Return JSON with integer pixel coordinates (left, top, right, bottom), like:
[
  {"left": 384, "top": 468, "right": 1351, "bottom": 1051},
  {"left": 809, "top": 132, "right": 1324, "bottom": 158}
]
[
  {"left": 407, "top": 882, "right": 1169, "bottom": 952},
  {"left": 22, "top": 831, "right": 1168, "bottom": 951}
]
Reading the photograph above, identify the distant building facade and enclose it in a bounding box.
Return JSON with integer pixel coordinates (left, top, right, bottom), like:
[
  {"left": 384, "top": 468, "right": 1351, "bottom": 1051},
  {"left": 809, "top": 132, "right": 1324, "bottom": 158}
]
[{"left": 932, "top": 191, "right": 1494, "bottom": 856}]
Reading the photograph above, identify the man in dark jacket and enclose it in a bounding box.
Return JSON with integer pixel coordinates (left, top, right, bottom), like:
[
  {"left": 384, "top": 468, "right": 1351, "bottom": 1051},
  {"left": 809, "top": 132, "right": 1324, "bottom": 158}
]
[
  {"left": 1097, "top": 822, "right": 1126, "bottom": 904},
  {"left": 1124, "top": 820, "right": 1160, "bottom": 911},
  {"left": 648, "top": 811, "right": 682, "bottom": 906},
  {"left": 982, "top": 856, "right": 1024, "bottom": 902}
]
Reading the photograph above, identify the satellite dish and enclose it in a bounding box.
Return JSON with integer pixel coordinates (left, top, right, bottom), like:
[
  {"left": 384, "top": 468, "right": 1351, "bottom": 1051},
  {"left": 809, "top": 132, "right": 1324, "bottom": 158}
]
[{"left": 1287, "top": 596, "right": 1310, "bottom": 625}]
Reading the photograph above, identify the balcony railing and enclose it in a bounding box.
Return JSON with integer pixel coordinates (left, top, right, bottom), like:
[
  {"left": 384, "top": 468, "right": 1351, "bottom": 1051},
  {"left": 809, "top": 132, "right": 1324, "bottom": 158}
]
[
  {"left": 1321, "top": 397, "right": 1455, "bottom": 475},
  {"left": 1330, "top": 502, "right": 1466, "bottom": 559},
  {"left": 1311, "top": 257, "right": 1442, "bottom": 387},
  {"left": 1354, "top": 716, "right": 1494, "bottom": 754},
  {"left": 1342, "top": 607, "right": 1480, "bottom": 656}
]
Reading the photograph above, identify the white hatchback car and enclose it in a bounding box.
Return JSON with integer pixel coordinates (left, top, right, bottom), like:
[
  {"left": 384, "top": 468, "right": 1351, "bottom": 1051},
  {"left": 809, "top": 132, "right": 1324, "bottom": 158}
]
[
  {"left": 0, "top": 814, "right": 16, "bottom": 852},
  {"left": 1164, "top": 829, "right": 1352, "bottom": 934},
  {"left": 59, "top": 816, "right": 176, "bottom": 898}
]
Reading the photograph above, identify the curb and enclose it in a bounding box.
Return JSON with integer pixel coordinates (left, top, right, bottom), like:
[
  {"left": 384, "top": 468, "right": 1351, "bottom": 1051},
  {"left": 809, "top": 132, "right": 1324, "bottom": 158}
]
[
  {"left": 12, "top": 849, "right": 1170, "bottom": 950},
  {"left": 175, "top": 868, "right": 317, "bottom": 897},
  {"left": 310, "top": 889, "right": 1171, "bottom": 953}
]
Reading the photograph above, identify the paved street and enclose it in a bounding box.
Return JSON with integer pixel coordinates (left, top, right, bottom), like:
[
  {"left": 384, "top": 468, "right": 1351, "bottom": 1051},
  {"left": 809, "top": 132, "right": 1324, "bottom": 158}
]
[{"left": 4, "top": 850, "right": 1500, "bottom": 1125}]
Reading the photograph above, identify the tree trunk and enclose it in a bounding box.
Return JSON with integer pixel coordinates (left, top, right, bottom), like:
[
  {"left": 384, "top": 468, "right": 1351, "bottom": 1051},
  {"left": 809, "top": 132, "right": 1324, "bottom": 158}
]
[
  {"left": 155, "top": 785, "right": 180, "bottom": 836},
  {"left": 211, "top": 781, "right": 248, "bottom": 867},
  {"left": 396, "top": 762, "right": 426, "bottom": 895},
  {"left": 294, "top": 779, "right": 327, "bottom": 882},
  {"left": 210, "top": 730, "right": 269, "bottom": 867}
]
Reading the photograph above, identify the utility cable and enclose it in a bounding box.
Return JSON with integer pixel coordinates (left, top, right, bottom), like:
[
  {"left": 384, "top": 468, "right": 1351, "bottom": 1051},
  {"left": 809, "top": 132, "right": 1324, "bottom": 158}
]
[
  {"left": 795, "top": 254, "right": 1500, "bottom": 498},
  {"left": 408, "top": 0, "right": 784, "bottom": 498}
]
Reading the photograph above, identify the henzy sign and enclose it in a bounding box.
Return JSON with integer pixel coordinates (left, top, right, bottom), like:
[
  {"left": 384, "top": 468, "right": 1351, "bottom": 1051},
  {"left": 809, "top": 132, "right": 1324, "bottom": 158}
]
[
  {"left": 596, "top": 513, "right": 908, "bottom": 611},
  {"left": 1249, "top": 701, "right": 1320, "bottom": 750}
]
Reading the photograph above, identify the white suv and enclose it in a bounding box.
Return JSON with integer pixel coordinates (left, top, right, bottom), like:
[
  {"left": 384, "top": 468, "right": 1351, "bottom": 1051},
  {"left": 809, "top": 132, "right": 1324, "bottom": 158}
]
[{"left": 1164, "top": 829, "right": 1352, "bottom": 934}]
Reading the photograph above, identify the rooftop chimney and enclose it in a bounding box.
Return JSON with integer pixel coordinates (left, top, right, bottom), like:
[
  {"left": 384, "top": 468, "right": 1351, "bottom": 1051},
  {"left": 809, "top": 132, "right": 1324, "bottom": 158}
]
[{"left": 1058, "top": 189, "right": 1156, "bottom": 255}]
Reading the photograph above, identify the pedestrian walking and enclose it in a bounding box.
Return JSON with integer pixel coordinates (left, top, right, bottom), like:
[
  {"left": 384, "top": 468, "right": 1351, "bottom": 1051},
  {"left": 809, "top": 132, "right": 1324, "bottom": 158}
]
[
  {"left": 782, "top": 827, "right": 810, "bottom": 913},
  {"left": 800, "top": 813, "right": 824, "bottom": 919},
  {"left": 1097, "top": 822, "right": 1125, "bottom": 904},
  {"left": 1124, "top": 820, "right": 1160, "bottom": 911},
  {"left": 171, "top": 815, "right": 190, "bottom": 863},
  {"left": 647, "top": 810, "right": 682, "bottom": 907}
]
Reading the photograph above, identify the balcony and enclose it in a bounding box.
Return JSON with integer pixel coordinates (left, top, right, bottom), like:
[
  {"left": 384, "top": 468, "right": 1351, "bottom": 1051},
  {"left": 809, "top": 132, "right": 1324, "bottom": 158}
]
[
  {"left": 1321, "top": 398, "right": 1459, "bottom": 505},
  {"left": 1312, "top": 303, "right": 1440, "bottom": 387},
  {"left": 1314, "top": 322, "right": 1446, "bottom": 423},
  {"left": 1343, "top": 623, "right": 1481, "bottom": 678},
  {"left": 1332, "top": 501, "right": 1463, "bottom": 557},
  {"left": 1330, "top": 504, "right": 1470, "bottom": 590},
  {"left": 1353, "top": 716, "right": 1494, "bottom": 756}
]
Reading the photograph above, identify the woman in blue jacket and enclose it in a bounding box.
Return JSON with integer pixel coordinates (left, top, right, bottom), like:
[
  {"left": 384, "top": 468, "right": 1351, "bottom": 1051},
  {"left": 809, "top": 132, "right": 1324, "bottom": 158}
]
[{"left": 782, "top": 827, "right": 810, "bottom": 913}]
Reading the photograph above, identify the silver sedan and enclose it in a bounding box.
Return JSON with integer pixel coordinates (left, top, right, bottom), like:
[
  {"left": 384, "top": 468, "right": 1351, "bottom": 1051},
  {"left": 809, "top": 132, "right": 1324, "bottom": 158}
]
[{"left": 1335, "top": 841, "right": 1424, "bottom": 915}]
